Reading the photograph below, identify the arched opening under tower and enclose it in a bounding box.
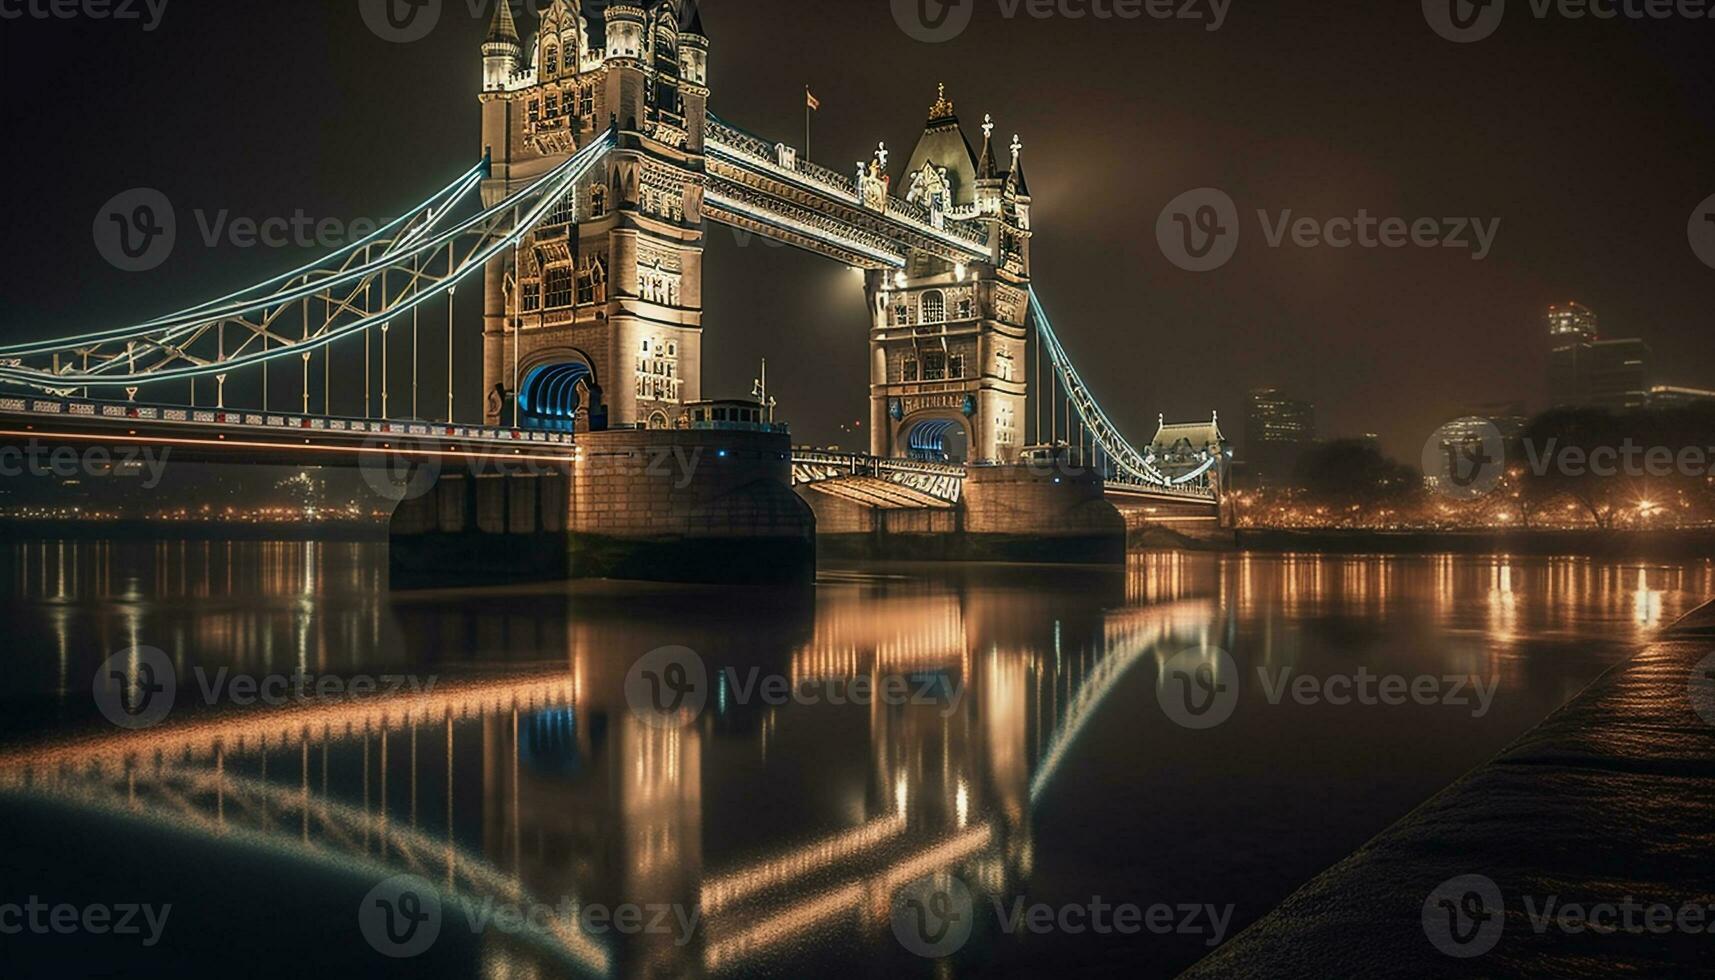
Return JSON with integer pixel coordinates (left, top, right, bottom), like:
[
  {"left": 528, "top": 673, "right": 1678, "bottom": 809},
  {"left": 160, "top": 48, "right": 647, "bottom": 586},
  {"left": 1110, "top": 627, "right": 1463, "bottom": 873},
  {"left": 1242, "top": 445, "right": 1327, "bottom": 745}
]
[
  {"left": 904, "top": 417, "right": 970, "bottom": 464},
  {"left": 518, "top": 361, "right": 594, "bottom": 433}
]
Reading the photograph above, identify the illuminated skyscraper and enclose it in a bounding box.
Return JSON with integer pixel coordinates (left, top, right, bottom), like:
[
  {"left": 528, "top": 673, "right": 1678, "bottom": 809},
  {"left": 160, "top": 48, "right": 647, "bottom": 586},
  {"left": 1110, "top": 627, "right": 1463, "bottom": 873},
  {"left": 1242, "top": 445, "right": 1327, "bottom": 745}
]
[
  {"left": 1243, "top": 387, "right": 1316, "bottom": 483},
  {"left": 1545, "top": 302, "right": 1652, "bottom": 410}
]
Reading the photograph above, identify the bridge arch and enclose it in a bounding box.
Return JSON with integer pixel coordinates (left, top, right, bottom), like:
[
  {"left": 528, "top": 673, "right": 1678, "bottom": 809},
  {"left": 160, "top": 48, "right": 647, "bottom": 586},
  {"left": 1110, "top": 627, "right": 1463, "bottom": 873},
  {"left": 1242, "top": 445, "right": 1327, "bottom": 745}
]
[
  {"left": 899, "top": 410, "right": 972, "bottom": 464},
  {"left": 517, "top": 348, "right": 600, "bottom": 432}
]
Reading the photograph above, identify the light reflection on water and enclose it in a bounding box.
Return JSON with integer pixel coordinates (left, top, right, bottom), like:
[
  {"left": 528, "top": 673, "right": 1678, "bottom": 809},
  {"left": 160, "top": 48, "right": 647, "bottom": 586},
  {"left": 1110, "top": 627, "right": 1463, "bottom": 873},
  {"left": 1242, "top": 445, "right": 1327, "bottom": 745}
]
[{"left": 0, "top": 542, "right": 1708, "bottom": 978}]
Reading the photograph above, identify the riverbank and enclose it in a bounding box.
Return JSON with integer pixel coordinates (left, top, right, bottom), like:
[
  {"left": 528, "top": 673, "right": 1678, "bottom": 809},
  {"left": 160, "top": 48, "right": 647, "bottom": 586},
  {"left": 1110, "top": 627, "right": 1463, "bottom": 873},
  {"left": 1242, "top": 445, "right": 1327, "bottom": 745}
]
[
  {"left": 1179, "top": 600, "right": 1715, "bottom": 978},
  {"left": 1236, "top": 527, "right": 1715, "bottom": 560},
  {"left": 0, "top": 520, "right": 386, "bottom": 542}
]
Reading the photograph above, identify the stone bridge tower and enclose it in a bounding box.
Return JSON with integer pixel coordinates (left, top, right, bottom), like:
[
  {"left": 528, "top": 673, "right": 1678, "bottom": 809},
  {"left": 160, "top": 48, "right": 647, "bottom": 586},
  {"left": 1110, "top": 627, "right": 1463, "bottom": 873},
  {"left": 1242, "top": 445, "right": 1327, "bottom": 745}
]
[
  {"left": 867, "top": 88, "right": 1033, "bottom": 465},
  {"left": 479, "top": 0, "right": 709, "bottom": 430}
]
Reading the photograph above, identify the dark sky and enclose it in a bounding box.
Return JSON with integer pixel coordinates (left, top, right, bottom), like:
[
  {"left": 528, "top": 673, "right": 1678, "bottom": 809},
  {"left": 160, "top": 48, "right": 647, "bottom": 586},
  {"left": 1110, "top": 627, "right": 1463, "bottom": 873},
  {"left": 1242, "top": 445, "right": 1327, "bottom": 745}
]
[{"left": 2, "top": 1, "right": 1712, "bottom": 456}]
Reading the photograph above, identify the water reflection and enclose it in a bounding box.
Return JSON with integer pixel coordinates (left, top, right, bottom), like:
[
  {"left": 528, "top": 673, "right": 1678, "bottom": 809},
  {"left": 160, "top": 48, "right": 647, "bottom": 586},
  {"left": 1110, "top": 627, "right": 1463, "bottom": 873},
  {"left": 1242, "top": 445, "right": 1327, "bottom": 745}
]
[{"left": 0, "top": 545, "right": 1709, "bottom": 978}]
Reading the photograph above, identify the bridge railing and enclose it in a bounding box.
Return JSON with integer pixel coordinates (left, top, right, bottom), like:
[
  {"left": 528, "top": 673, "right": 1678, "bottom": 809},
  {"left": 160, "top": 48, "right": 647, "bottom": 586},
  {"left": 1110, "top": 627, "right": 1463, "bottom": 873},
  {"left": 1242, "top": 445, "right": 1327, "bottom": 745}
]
[
  {"left": 792, "top": 450, "right": 966, "bottom": 479},
  {"left": 0, "top": 395, "right": 575, "bottom": 447}
]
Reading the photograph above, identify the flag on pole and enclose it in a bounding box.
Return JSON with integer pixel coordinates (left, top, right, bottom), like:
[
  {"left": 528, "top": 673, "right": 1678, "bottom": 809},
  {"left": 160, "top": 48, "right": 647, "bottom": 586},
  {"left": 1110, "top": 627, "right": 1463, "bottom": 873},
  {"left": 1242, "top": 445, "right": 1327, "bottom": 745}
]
[{"left": 806, "top": 88, "right": 821, "bottom": 112}]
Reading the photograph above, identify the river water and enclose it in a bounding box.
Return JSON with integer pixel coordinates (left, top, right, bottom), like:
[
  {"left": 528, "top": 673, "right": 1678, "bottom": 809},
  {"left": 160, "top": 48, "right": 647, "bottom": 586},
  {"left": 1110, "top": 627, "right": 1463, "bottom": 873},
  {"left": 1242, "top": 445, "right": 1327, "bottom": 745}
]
[{"left": 0, "top": 542, "right": 1708, "bottom": 978}]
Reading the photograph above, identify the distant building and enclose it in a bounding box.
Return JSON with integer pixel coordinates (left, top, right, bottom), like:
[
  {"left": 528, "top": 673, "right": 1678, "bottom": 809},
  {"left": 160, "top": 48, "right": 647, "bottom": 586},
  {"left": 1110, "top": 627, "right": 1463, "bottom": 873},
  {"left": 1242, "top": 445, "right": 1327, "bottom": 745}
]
[
  {"left": 1243, "top": 387, "right": 1316, "bottom": 484},
  {"left": 1461, "top": 400, "right": 1531, "bottom": 440},
  {"left": 1150, "top": 413, "right": 1230, "bottom": 486},
  {"left": 1581, "top": 339, "right": 1653, "bottom": 410},
  {"left": 1649, "top": 385, "right": 1715, "bottom": 408},
  {"left": 1545, "top": 303, "right": 1652, "bottom": 410}
]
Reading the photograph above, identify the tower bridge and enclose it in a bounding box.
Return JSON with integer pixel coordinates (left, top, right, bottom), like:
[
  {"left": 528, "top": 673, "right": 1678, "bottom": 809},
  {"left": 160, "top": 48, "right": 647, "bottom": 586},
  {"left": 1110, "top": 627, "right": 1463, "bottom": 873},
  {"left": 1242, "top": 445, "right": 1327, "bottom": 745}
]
[{"left": 0, "top": 0, "right": 1226, "bottom": 582}]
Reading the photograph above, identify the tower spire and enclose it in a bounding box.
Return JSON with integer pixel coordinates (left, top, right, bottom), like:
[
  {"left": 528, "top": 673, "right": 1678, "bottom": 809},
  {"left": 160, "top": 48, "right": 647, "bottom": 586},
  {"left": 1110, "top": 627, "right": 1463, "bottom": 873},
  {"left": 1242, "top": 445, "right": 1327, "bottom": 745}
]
[
  {"left": 976, "top": 113, "right": 999, "bottom": 180},
  {"left": 1006, "top": 133, "right": 1030, "bottom": 197},
  {"left": 486, "top": 0, "right": 519, "bottom": 43}
]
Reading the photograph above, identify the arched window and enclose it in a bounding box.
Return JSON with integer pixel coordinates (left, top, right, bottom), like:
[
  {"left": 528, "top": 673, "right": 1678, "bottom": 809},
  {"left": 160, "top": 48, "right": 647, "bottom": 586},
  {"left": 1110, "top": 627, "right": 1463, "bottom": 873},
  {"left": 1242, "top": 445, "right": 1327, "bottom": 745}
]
[
  {"left": 921, "top": 291, "right": 946, "bottom": 324},
  {"left": 544, "top": 44, "right": 559, "bottom": 76}
]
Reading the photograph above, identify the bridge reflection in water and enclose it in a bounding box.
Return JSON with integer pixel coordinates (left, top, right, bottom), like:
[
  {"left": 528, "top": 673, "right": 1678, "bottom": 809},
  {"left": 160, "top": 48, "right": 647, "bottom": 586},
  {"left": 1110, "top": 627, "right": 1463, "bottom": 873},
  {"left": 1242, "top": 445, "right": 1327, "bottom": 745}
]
[
  {"left": 2, "top": 545, "right": 1710, "bottom": 976},
  {"left": 0, "top": 548, "right": 1222, "bottom": 977}
]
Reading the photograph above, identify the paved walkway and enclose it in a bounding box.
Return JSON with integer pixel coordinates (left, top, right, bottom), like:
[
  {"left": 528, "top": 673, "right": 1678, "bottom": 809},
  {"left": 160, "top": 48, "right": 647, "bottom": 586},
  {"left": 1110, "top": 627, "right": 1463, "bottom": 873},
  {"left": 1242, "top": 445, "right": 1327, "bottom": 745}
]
[{"left": 1181, "top": 601, "right": 1715, "bottom": 979}]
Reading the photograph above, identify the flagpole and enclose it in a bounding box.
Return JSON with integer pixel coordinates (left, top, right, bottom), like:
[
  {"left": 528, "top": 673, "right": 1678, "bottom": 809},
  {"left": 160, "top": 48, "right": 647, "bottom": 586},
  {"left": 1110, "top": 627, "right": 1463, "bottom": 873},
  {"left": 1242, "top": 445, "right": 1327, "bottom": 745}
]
[{"left": 805, "top": 87, "right": 812, "bottom": 160}]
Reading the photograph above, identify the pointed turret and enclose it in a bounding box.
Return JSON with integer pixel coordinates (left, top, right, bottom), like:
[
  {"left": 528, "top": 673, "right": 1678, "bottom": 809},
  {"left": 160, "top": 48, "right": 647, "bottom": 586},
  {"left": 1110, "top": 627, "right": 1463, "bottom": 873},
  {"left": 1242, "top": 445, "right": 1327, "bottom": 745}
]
[
  {"left": 975, "top": 115, "right": 999, "bottom": 181},
  {"left": 902, "top": 84, "right": 979, "bottom": 210},
  {"left": 482, "top": 1, "right": 523, "bottom": 92},
  {"left": 486, "top": 0, "right": 519, "bottom": 43},
  {"left": 1005, "top": 133, "right": 1030, "bottom": 199},
  {"left": 680, "top": 0, "right": 707, "bottom": 38}
]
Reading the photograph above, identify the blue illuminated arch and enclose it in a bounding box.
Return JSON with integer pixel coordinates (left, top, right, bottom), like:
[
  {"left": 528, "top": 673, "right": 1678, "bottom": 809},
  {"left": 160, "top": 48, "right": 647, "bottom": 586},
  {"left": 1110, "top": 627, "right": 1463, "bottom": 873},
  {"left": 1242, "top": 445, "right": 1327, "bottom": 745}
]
[
  {"left": 906, "top": 418, "right": 962, "bottom": 462},
  {"left": 518, "top": 361, "right": 593, "bottom": 432}
]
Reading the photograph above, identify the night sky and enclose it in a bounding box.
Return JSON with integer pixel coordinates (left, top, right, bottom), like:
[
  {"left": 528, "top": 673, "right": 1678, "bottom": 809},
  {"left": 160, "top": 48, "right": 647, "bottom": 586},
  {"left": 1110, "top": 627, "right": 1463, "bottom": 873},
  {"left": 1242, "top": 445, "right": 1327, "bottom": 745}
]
[{"left": 2, "top": 0, "right": 1712, "bottom": 456}]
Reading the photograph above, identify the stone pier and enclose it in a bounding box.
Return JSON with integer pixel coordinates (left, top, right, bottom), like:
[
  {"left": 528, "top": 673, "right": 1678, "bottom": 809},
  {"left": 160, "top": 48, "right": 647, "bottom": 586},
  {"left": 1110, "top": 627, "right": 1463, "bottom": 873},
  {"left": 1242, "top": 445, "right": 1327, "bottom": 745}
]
[
  {"left": 569, "top": 428, "right": 815, "bottom": 584},
  {"left": 389, "top": 428, "right": 816, "bottom": 587},
  {"left": 796, "top": 460, "right": 1127, "bottom": 564},
  {"left": 389, "top": 466, "right": 574, "bottom": 587}
]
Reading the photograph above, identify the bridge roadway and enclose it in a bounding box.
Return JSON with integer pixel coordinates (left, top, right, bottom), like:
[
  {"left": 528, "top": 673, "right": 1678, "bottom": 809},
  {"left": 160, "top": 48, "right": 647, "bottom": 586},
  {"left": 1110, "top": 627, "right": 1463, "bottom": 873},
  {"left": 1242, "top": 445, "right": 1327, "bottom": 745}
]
[
  {"left": 2, "top": 397, "right": 1222, "bottom": 525},
  {"left": 0, "top": 394, "right": 574, "bottom": 469}
]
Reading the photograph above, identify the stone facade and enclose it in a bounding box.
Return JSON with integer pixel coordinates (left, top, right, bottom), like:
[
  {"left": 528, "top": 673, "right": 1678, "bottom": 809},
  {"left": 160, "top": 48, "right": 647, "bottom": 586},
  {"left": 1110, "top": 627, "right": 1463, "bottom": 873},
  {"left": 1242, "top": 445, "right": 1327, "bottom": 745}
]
[{"left": 479, "top": 0, "right": 709, "bottom": 429}]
